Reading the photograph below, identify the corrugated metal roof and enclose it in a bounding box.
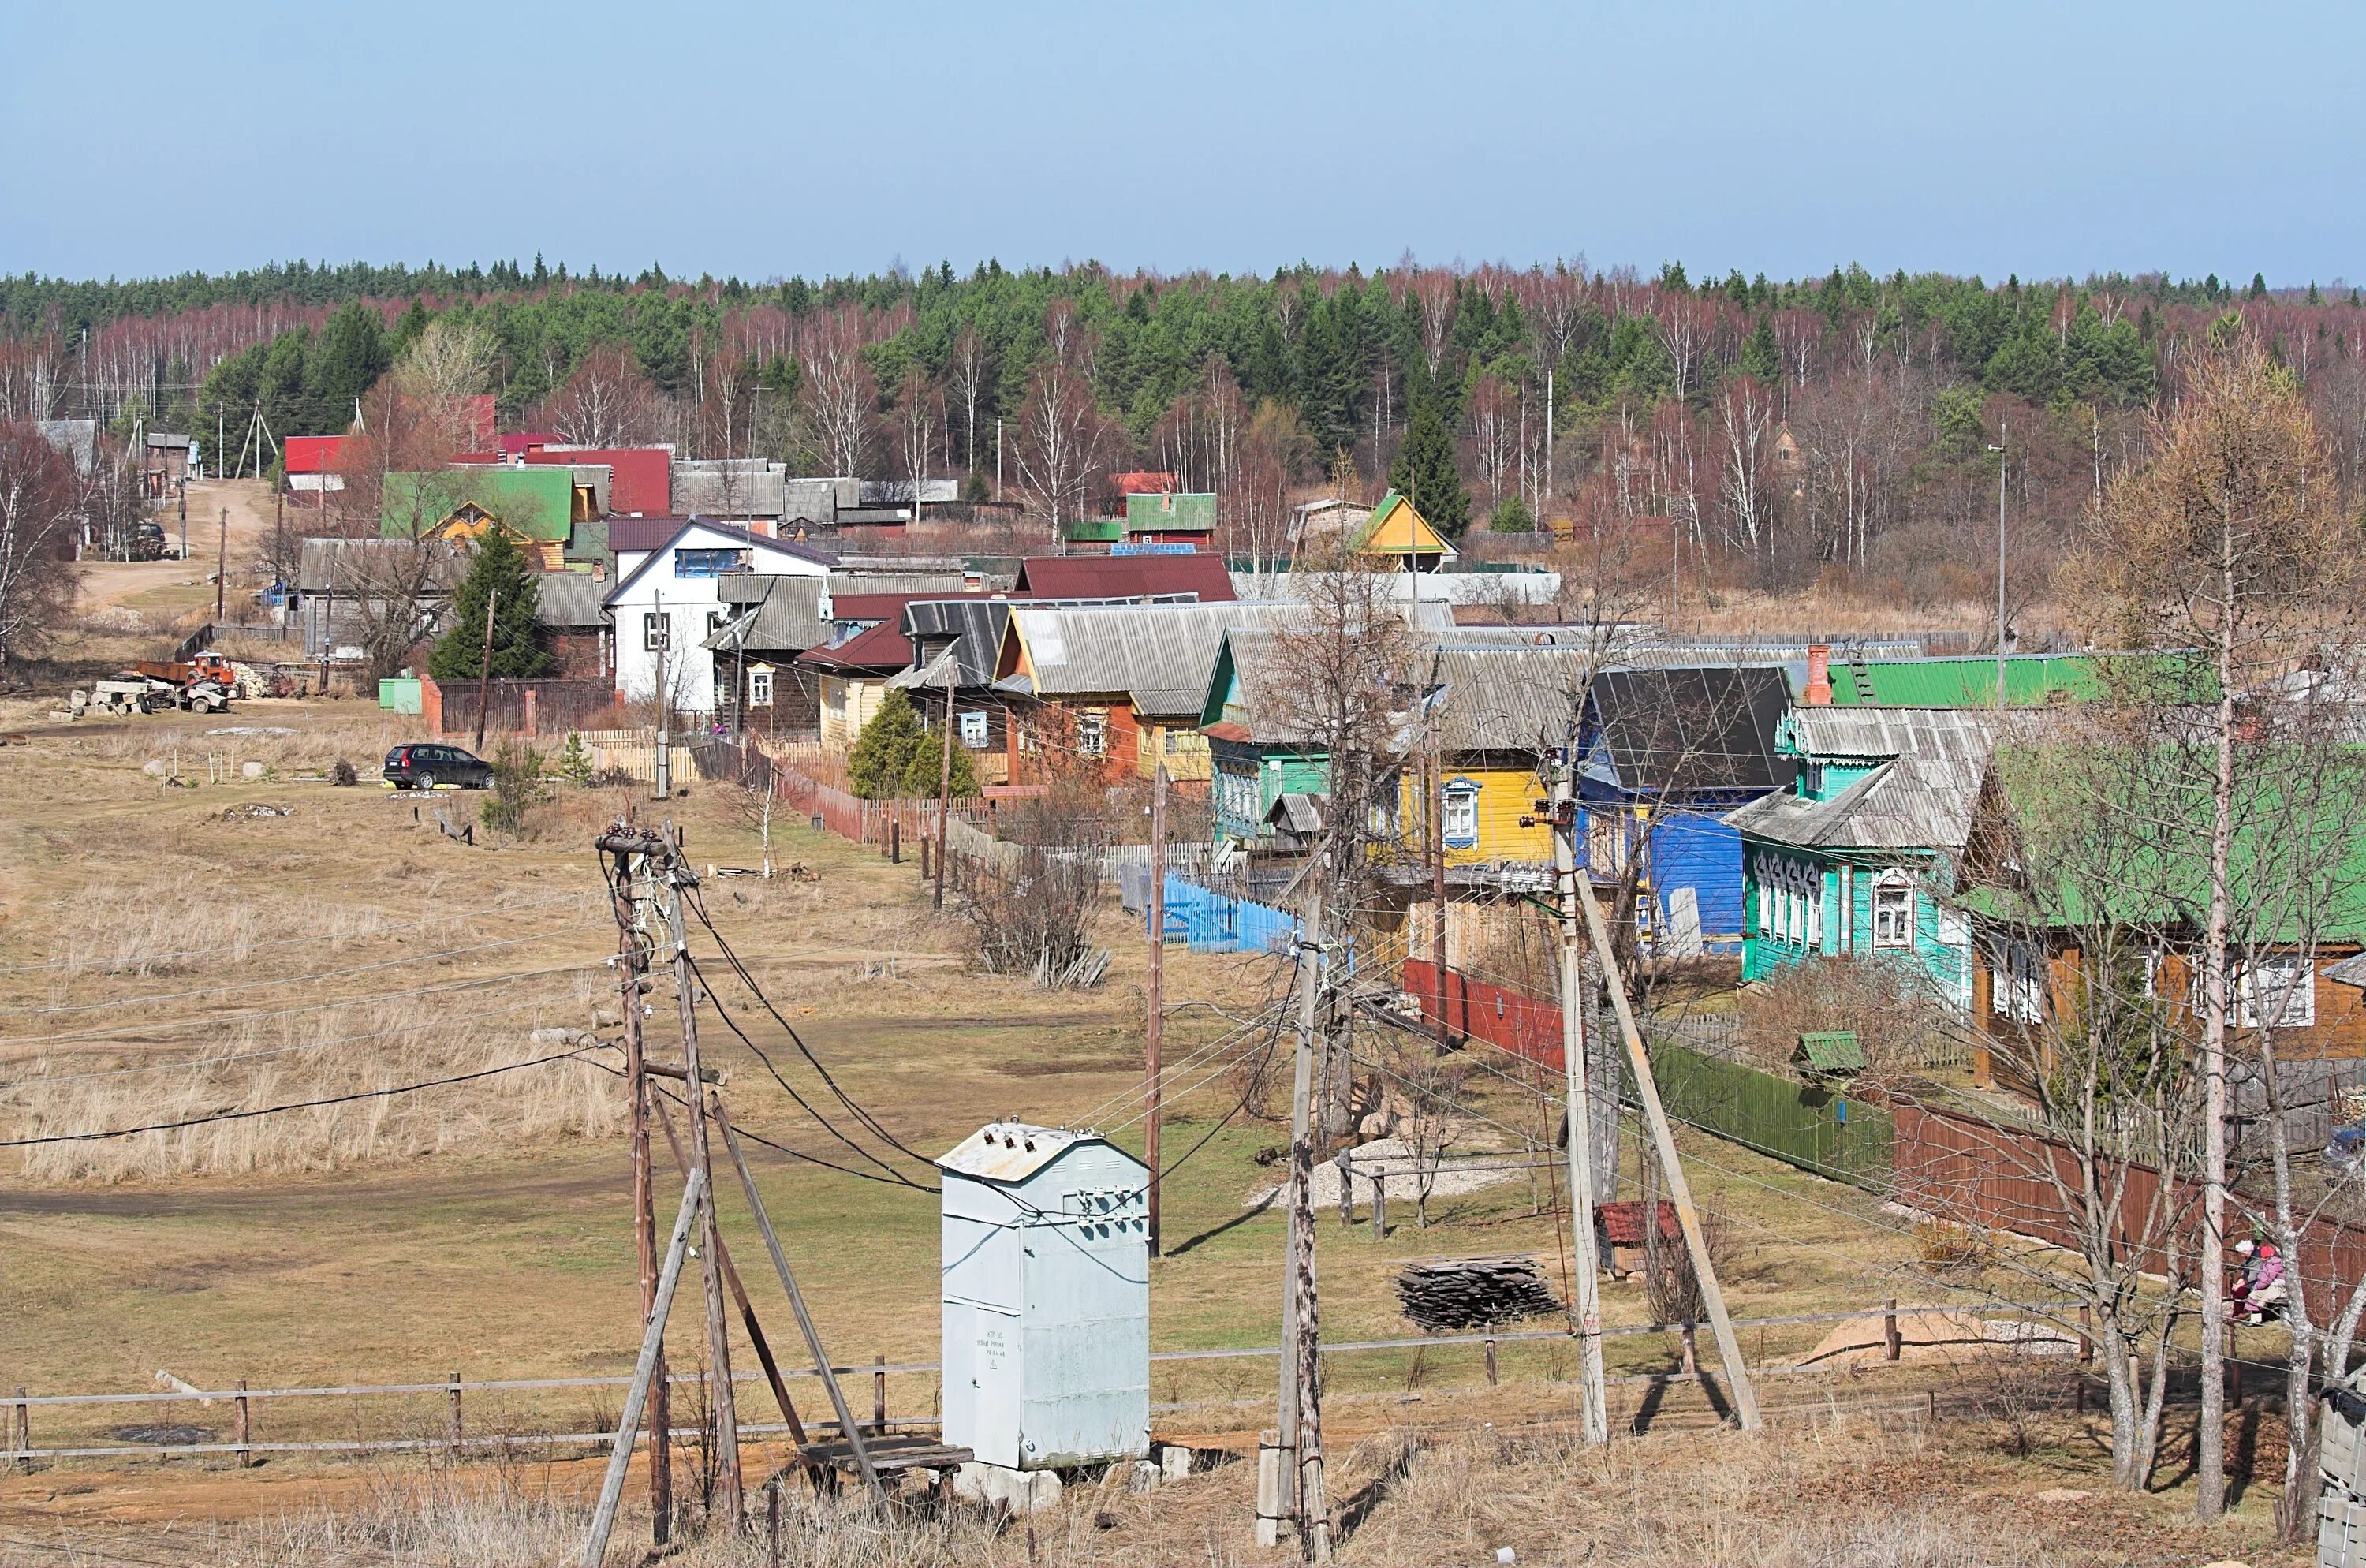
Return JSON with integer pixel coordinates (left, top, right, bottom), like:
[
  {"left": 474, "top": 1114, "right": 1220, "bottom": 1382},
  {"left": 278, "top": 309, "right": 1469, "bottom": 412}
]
[
  {"left": 297, "top": 537, "right": 465, "bottom": 595},
  {"left": 901, "top": 599, "right": 1013, "bottom": 687},
  {"left": 1728, "top": 708, "right": 1999, "bottom": 851},
  {"left": 708, "top": 576, "right": 828, "bottom": 651},
  {"left": 1009, "top": 602, "right": 1301, "bottom": 719},
  {"left": 937, "top": 1122, "right": 1142, "bottom": 1184},
  {"left": 831, "top": 572, "right": 971, "bottom": 597},
  {"left": 1427, "top": 645, "right": 1595, "bottom": 754},
  {"left": 672, "top": 459, "right": 788, "bottom": 517},
  {"left": 533, "top": 570, "right": 610, "bottom": 630}
]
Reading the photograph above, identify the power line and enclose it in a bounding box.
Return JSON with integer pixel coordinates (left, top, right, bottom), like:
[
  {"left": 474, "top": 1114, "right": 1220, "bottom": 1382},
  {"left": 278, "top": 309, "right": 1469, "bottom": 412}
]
[{"left": 0, "top": 1042, "right": 610, "bottom": 1148}]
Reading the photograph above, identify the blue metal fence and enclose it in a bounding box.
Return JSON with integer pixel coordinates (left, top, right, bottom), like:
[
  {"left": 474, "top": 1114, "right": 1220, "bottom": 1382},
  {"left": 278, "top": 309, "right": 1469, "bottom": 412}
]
[{"left": 1122, "top": 871, "right": 1297, "bottom": 954}]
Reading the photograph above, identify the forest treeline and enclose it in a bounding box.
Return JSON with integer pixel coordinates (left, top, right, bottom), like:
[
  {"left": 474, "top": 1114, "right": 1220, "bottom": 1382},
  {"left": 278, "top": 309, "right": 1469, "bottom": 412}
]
[{"left": 8, "top": 258, "right": 2366, "bottom": 605}]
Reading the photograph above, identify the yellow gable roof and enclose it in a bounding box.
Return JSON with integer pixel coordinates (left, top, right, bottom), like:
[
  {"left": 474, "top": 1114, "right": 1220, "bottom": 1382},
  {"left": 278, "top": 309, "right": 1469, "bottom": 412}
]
[{"left": 1353, "top": 490, "right": 1454, "bottom": 558}]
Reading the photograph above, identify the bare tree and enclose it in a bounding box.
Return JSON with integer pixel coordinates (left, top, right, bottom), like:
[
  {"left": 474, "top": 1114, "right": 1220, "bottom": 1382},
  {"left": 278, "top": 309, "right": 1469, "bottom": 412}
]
[
  {"left": 1466, "top": 376, "right": 1517, "bottom": 517},
  {"left": 0, "top": 424, "right": 81, "bottom": 663},
  {"left": 2068, "top": 338, "right": 2366, "bottom": 1519},
  {"left": 394, "top": 317, "right": 496, "bottom": 410},
  {"left": 894, "top": 364, "right": 940, "bottom": 517},
  {"left": 531, "top": 345, "right": 664, "bottom": 449},
  {"left": 1714, "top": 373, "right": 1778, "bottom": 555},
  {"left": 948, "top": 324, "right": 991, "bottom": 475},
  {"left": 1013, "top": 308, "right": 1110, "bottom": 539},
  {"left": 800, "top": 310, "right": 875, "bottom": 478}
]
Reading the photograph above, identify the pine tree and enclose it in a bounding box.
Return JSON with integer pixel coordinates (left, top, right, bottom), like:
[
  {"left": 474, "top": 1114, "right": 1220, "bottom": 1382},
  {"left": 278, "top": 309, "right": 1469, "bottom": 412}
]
[
  {"left": 1741, "top": 313, "right": 1782, "bottom": 384},
  {"left": 427, "top": 531, "right": 550, "bottom": 681},
  {"left": 1388, "top": 401, "right": 1471, "bottom": 540}
]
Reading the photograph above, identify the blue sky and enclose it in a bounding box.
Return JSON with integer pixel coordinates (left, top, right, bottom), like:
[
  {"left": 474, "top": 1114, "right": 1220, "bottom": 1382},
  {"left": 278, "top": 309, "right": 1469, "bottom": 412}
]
[{"left": 6, "top": 0, "right": 2357, "bottom": 286}]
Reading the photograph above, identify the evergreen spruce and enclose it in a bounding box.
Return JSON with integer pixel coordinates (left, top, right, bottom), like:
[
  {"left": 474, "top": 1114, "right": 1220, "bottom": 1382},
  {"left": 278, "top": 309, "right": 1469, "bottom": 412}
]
[
  {"left": 848, "top": 689, "right": 980, "bottom": 799},
  {"left": 1741, "top": 313, "right": 1782, "bottom": 383},
  {"left": 427, "top": 531, "right": 550, "bottom": 681},
  {"left": 1388, "top": 401, "right": 1471, "bottom": 539}
]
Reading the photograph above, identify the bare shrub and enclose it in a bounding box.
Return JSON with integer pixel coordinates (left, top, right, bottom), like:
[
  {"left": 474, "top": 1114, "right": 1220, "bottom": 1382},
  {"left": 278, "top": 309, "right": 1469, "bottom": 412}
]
[{"left": 1738, "top": 954, "right": 1956, "bottom": 1080}]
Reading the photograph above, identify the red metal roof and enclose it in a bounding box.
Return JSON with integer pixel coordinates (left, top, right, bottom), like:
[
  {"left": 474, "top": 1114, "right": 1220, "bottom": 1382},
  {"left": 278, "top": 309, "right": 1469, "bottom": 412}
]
[
  {"left": 498, "top": 430, "right": 560, "bottom": 456},
  {"left": 796, "top": 618, "right": 912, "bottom": 674},
  {"left": 1010, "top": 554, "right": 1234, "bottom": 602},
  {"left": 1110, "top": 471, "right": 1177, "bottom": 494},
  {"left": 283, "top": 435, "right": 349, "bottom": 474},
  {"left": 524, "top": 447, "right": 670, "bottom": 516}
]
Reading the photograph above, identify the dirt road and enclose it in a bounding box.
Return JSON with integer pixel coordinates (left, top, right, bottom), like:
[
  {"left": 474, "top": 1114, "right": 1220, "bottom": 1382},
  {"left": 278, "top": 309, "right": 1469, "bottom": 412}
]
[{"left": 77, "top": 480, "right": 278, "bottom": 618}]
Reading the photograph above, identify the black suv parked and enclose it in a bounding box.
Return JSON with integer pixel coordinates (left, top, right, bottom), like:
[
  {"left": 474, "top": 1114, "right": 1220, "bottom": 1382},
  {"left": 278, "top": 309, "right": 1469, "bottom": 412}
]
[{"left": 383, "top": 743, "right": 494, "bottom": 790}]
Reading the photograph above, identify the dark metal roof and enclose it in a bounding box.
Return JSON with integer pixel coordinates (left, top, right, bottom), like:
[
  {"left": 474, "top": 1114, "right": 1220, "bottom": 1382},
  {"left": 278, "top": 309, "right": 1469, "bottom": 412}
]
[
  {"left": 1586, "top": 666, "right": 1792, "bottom": 797},
  {"left": 899, "top": 599, "right": 1014, "bottom": 688},
  {"left": 797, "top": 617, "right": 911, "bottom": 674}
]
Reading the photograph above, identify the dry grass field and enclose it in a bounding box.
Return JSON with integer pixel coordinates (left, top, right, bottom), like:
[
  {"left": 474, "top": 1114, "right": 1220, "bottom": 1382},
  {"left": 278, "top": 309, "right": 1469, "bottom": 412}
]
[{"left": 0, "top": 694, "right": 2308, "bottom": 1564}]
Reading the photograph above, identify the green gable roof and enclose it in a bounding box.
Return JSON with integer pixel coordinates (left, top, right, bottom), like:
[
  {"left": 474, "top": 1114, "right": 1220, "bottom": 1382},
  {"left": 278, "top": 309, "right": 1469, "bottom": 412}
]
[
  {"left": 382, "top": 468, "right": 577, "bottom": 543},
  {"left": 1065, "top": 517, "right": 1123, "bottom": 543},
  {"left": 1125, "top": 491, "right": 1217, "bottom": 532},
  {"left": 1795, "top": 1031, "right": 1864, "bottom": 1073},
  {"left": 1961, "top": 741, "right": 2366, "bottom": 943}
]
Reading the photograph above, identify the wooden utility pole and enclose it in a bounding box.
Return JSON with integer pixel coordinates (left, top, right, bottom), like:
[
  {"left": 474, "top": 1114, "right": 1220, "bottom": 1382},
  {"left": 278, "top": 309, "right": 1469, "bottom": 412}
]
[
  {"left": 215, "top": 506, "right": 227, "bottom": 621},
  {"left": 473, "top": 587, "right": 498, "bottom": 753},
  {"left": 1570, "top": 860, "right": 1760, "bottom": 1431},
  {"left": 1273, "top": 867, "right": 1330, "bottom": 1561},
  {"left": 606, "top": 835, "right": 672, "bottom": 1541},
  {"left": 662, "top": 833, "right": 743, "bottom": 1523},
  {"left": 582, "top": 1170, "right": 703, "bottom": 1568},
  {"left": 934, "top": 660, "right": 956, "bottom": 911},
  {"left": 1547, "top": 755, "right": 1608, "bottom": 1443},
  {"left": 1146, "top": 762, "right": 1167, "bottom": 1255},
  {"left": 1428, "top": 701, "right": 1450, "bottom": 1044}
]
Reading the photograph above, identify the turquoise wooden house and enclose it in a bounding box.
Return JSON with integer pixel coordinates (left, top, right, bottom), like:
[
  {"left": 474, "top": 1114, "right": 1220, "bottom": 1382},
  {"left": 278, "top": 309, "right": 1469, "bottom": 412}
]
[
  {"left": 1725, "top": 707, "right": 1995, "bottom": 1011},
  {"left": 1199, "top": 626, "right": 1330, "bottom": 844}
]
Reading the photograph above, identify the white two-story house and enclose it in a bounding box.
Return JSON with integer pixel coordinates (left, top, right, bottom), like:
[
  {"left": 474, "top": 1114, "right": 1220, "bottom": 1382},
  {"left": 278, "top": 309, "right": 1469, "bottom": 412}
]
[{"left": 602, "top": 519, "right": 834, "bottom": 713}]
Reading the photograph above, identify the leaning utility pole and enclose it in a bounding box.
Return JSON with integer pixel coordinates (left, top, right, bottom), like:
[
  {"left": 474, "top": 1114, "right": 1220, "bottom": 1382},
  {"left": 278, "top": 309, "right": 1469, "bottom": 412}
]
[
  {"left": 1274, "top": 863, "right": 1330, "bottom": 1562},
  {"left": 661, "top": 831, "right": 743, "bottom": 1522},
  {"left": 603, "top": 831, "right": 674, "bottom": 1542},
  {"left": 1146, "top": 760, "right": 1168, "bottom": 1255},
  {"left": 1570, "top": 854, "right": 1760, "bottom": 1431},
  {"left": 1546, "top": 755, "right": 1608, "bottom": 1443}
]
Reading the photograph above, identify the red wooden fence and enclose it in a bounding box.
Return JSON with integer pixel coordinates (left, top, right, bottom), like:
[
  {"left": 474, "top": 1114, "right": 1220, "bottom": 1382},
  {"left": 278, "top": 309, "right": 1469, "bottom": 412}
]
[{"left": 1402, "top": 958, "right": 1567, "bottom": 1070}]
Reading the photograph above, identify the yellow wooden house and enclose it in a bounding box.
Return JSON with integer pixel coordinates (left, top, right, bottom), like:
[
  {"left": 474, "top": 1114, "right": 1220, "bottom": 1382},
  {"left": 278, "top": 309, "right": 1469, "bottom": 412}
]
[
  {"left": 1351, "top": 489, "right": 1459, "bottom": 572},
  {"left": 426, "top": 505, "right": 566, "bottom": 570},
  {"left": 1401, "top": 644, "right": 1592, "bottom": 871}
]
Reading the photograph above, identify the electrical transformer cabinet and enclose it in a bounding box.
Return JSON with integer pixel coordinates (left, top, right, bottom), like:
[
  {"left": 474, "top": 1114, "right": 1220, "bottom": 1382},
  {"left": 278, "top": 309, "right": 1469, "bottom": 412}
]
[{"left": 938, "top": 1122, "right": 1151, "bottom": 1470}]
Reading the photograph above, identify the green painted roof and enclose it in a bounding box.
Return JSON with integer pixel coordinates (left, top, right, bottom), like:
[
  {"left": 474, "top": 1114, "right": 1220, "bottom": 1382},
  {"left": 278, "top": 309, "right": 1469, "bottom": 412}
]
[
  {"left": 1125, "top": 491, "right": 1217, "bottom": 532},
  {"left": 1065, "top": 517, "right": 1124, "bottom": 543},
  {"left": 1960, "top": 741, "right": 2366, "bottom": 942},
  {"left": 1825, "top": 655, "right": 2103, "bottom": 707},
  {"left": 1795, "top": 1032, "right": 1864, "bottom": 1073},
  {"left": 381, "top": 468, "right": 577, "bottom": 542}
]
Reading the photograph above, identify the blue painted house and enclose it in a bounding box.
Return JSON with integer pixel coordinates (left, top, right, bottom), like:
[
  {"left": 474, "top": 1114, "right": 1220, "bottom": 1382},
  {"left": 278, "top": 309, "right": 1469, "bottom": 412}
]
[
  {"left": 1577, "top": 666, "right": 1793, "bottom": 954},
  {"left": 1725, "top": 707, "right": 1996, "bottom": 1010}
]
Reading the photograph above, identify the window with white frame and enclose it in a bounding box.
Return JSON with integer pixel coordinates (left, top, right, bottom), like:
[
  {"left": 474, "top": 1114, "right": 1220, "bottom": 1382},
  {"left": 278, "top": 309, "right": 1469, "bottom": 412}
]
[
  {"left": 1077, "top": 710, "right": 1106, "bottom": 757},
  {"left": 2238, "top": 955, "right": 2316, "bottom": 1029},
  {"left": 747, "top": 667, "right": 773, "bottom": 708},
  {"left": 1442, "top": 783, "right": 1480, "bottom": 847},
  {"left": 1806, "top": 870, "right": 1823, "bottom": 947},
  {"left": 959, "top": 710, "right": 987, "bottom": 749},
  {"left": 1872, "top": 872, "right": 1914, "bottom": 949},
  {"left": 1755, "top": 855, "right": 1774, "bottom": 941},
  {"left": 1991, "top": 940, "right": 2044, "bottom": 1022},
  {"left": 643, "top": 612, "right": 669, "bottom": 651},
  {"left": 1220, "top": 767, "right": 1257, "bottom": 825}
]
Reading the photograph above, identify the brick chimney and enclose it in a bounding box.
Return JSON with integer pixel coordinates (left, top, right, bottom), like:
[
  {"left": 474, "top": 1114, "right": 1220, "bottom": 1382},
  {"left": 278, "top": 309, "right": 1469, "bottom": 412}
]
[{"left": 1805, "top": 644, "right": 1833, "bottom": 706}]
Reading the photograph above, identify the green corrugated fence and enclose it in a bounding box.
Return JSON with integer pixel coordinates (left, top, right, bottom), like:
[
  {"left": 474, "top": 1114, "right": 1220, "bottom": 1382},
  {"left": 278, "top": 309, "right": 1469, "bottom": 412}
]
[{"left": 1649, "top": 1040, "right": 1893, "bottom": 1188}]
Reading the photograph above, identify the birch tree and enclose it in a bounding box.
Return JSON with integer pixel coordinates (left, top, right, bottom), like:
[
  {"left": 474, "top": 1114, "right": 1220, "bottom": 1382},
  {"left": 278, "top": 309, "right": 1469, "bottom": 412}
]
[{"left": 2068, "top": 338, "right": 2366, "bottom": 1518}]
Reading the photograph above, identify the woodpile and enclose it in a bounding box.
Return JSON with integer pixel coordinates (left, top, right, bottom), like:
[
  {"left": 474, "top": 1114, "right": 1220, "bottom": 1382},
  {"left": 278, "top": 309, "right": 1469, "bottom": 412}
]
[{"left": 1394, "top": 1255, "right": 1562, "bottom": 1331}]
